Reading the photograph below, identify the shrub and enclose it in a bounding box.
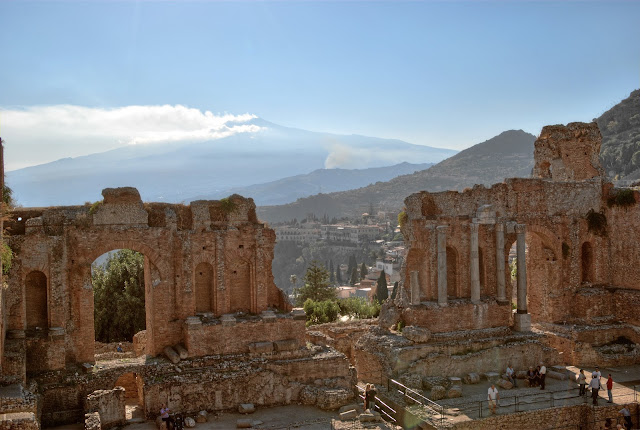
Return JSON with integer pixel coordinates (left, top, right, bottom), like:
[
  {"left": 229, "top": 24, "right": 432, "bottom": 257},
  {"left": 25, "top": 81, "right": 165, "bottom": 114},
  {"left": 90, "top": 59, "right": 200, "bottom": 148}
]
[
  {"left": 337, "top": 297, "right": 381, "bottom": 319},
  {"left": 607, "top": 188, "right": 636, "bottom": 208},
  {"left": 586, "top": 209, "right": 607, "bottom": 236},
  {"left": 398, "top": 210, "right": 408, "bottom": 228},
  {"left": 303, "top": 299, "right": 340, "bottom": 326}
]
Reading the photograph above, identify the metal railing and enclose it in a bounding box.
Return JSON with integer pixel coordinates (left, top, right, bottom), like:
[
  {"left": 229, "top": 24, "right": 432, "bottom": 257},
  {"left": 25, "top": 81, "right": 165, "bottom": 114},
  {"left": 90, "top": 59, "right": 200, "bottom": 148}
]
[
  {"left": 387, "top": 378, "right": 446, "bottom": 426},
  {"left": 356, "top": 384, "right": 398, "bottom": 424}
]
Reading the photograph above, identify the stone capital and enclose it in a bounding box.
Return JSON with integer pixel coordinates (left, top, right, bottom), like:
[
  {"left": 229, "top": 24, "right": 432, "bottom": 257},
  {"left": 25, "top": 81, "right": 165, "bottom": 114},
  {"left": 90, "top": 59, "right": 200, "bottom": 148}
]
[
  {"left": 469, "top": 222, "right": 479, "bottom": 233},
  {"left": 515, "top": 224, "right": 526, "bottom": 234},
  {"left": 495, "top": 222, "right": 504, "bottom": 232},
  {"left": 436, "top": 225, "right": 449, "bottom": 233}
]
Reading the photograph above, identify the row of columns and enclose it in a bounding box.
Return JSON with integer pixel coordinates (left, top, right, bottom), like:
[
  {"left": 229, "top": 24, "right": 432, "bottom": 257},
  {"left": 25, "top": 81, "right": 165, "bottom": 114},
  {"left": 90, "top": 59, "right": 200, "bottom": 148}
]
[{"left": 428, "top": 222, "right": 527, "bottom": 313}]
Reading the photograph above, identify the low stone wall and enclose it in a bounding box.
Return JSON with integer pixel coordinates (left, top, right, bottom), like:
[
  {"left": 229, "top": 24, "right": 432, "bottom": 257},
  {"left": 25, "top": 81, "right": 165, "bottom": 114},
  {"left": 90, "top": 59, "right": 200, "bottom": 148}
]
[
  {"left": 306, "top": 320, "right": 376, "bottom": 363},
  {"left": 184, "top": 315, "right": 305, "bottom": 357},
  {"left": 400, "top": 300, "right": 511, "bottom": 333},
  {"left": 452, "top": 402, "right": 638, "bottom": 429},
  {"left": 84, "top": 387, "right": 126, "bottom": 429}
]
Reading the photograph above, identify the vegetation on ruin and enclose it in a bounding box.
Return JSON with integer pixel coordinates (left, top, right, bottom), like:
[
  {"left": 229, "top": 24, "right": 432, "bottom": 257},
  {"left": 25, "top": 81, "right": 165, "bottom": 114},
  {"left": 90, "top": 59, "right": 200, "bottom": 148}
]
[
  {"left": 88, "top": 200, "right": 103, "bottom": 215},
  {"left": 398, "top": 210, "right": 408, "bottom": 229},
  {"left": 304, "top": 297, "right": 381, "bottom": 326},
  {"left": 92, "top": 249, "right": 146, "bottom": 343},
  {"left": 585, "top": 209, "right": 608, "bottom": 236},
  {"left": 1, "top": 242, "right": 12, "bottom": 274},
  {"left": 303, "top": 299, "right": 340, "bottom": 326},
  {"left": 606, "top": 188, "right": 636, "bottom": 208},
  {"left": 219, "top": 197, "right": 238, "bottom": 214},
  {"left": 337, "top": 297, "right": 380, "bottom": 319}
]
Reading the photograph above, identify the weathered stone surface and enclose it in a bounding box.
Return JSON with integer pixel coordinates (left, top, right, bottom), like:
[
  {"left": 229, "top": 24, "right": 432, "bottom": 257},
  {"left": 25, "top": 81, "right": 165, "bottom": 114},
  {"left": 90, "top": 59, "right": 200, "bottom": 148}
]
[
  {"left": 430, "top": 386, "right": 446, "bottom": 401},
  {"left": 400, "top": 373, "right": 423, "bottom": 390},
  {"left": 84, "top": 387, "right": 126, "bottom": 429},
  {"left": 463, "top": 373, "right": 480, "bottom": 384},
  {"left": 547, "top": 370, "right": 567, "bottom": 380},
  {"left": 238, "top": 403, "right": 255, "bottom": 414},
  {"left": 84, "top": 412, "right": 101, "bottom": 430},
  {"left": 516, "top": 370, "right": 528, "bottom": 379},
  {"left": 196, "top": 410, "right": 207, "bottom": 423},
  {"left": 359, "top": 411, "right": 382, "bottom": 422},
  {"left": 340, "top": 409, "right": 358, "bottom": 420},
  {"left": 402, "top": 326, "right": 431, "bottom": 343},
  {"left": 175, "top": 344, "right": 189, "bottom": 360},
  {"left": 316, "top": 388, "right": 352, "bottom": 410},
  {"left": 448, "top": 376, "right": 462, "bottom": 386},
  {"left": 447, "top": 386, "right": 463, "bottom": 398},
  {"left": 236, "top": 418, "right": 252, "bottom": 428},
  {"left": 483, "top": 372, "right": 500, "bottom": 382},
  {"left": 163, "top": 346, "right": 180, "bottom": 364},
  {"left": 378, "top": 302, "right": 402, "bottom": 330},
  {"left": 184, "top": 417, "right": 196, "bottom": 428},
  {"left": 248, "top": 342, "right": 273, "bottom": 354},
  {"left": 496, "top": 379, "right": 514, "bottom": 390},
  {"left": 155, "top": 416, "right": 167, "bottom": 430},
  {"left": 273, "top": 339, "right": 298, "bottom": 352}
]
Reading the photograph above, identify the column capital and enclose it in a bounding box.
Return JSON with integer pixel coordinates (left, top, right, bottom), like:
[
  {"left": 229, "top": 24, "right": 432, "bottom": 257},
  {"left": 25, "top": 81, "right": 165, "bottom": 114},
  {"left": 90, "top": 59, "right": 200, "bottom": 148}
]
[
  {"left": 469, "top": 222, "right": 479, "bottom": 233},
  {"left": 436, "top": 225, "right": 449, "bottom": 233},
  {"left": 515, "top": 224, "right": 526, "bottom": 234},
  {"left": 495, "top": 222, "right": 504, "bottom": 232}
]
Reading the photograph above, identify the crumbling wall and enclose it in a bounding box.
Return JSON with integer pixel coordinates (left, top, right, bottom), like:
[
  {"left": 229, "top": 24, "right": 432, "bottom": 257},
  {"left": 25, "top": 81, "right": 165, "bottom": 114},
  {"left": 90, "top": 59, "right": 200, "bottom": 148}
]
[
  {"left": 84, "top": 387, "right": 126, "bottom": 429},
  {"left": 2, "top": 187, "right": 291, "bottom": 373}
]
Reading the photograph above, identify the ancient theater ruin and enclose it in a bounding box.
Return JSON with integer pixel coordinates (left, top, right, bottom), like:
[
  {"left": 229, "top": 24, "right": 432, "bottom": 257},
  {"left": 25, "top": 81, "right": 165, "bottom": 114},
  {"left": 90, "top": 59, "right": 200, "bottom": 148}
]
[{"left": 0, "top": 189, "right": 353, "bottom": 428}]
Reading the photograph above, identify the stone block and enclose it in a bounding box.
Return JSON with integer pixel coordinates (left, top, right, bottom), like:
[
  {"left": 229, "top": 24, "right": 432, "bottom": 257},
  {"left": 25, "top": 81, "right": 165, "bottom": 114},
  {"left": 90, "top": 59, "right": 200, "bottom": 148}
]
[
  {"left": 261, "top": 310, "right": 276, "bottom": 323},
  {"left": 483, "top": 372, "right": 500, "bottom": 382},
  {"left": 516, "top": 370, "right": 528, "bottom": 379},
  {"left": 236, "top": 418, "right": 253, "bottom": 428},
  {"left": 249, "top": 342, "right": 273, "bottom": 354},
  {"left": 184, "top": 417, "right": 196, "bottom": 428},
  {"left": 401, "top": 326, "right": 432, "bottom": 343},
  {"left": 196, "top": 410, "right": 208, "bottom": 423},
  {"left": 447, "top": 386, "right": 463, "bottom": 398},
  {"left": 84, "top": 412, "right": 101, "bottom": 430},
  {"left": 291, "top": 308, "right": 306, "bottom": 320},
  {"left": 463, "top": 373, "right": 480, "bottom": 384},
  {"left": 238, "top": 403, "right": 255, "bottom": 414},
  {"left": 430, "top": 386, "right": 446, "bottom": 401},
  {"left": 340, "top": 409, "right": 358, "bottom": 420},
  {"left": 339, "top": 403, "right": 363, "bottom": 414},
  {"left": 84, "top": 387, "right": 126, "bottom": 429},
  {"left": 221, "top": 314, "right": 237, "bottom": 327},
  {"left": 274, "top": 339, "right": 298, "bottom": 352},
  {"left": 175, "top": 344, "right": 189, "bottom": 360},
  {"left": 514, "top": 313, "right": 531, "bottom": 332},
  {"left": 316, "top": 388, "right": 353, "bottom": 410},
  {"left": 496, "top": 379, "right": 513, "bottom": 390},
  {"left": 163, "top": 346, "right": 180, "bottom": 364},
  {"left": 155, "top": 416, "right": 167, "bottom": 430},
  {"left": 547, "top": 370, "right": 567, "bottom": 380},
  {"left": 448, "top": 376, "right": 462, "bottom": 386}
]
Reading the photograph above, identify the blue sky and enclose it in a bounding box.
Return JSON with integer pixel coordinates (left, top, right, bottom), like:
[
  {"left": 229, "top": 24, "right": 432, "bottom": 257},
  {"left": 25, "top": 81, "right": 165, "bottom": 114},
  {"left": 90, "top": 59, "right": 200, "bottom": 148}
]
[{"left": 1, "top": 1, "right": 639, "bottom": 170}]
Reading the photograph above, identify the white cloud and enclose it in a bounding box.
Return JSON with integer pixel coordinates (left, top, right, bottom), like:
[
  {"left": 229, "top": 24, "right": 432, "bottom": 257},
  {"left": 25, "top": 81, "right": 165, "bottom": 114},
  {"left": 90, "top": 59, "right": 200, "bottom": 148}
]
[{"left": 0, "top": 105, "right": 261, "bottom": 170}]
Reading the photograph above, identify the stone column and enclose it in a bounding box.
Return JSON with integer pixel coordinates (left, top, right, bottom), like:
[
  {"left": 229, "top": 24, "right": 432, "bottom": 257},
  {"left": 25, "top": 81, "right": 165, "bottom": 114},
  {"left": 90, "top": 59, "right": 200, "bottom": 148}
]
[
  {"left": 437, "top": 226, "right": 448, "bottom": 306},
  {"left": 514, "top": 224, "right": 531, "bottom": 331},
  {"left": 470, "top": 222, "right": 480, "bottom": 304},
  {"left": 495, "top": 223, "right": 506, "bottom": 303},
  {"left": 410, "top": 270, "right": 420, "bottom": 305}
]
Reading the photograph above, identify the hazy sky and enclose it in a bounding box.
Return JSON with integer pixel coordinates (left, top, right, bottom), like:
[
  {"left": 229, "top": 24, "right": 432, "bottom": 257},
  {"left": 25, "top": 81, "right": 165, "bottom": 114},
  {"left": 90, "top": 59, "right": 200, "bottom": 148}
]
[{"left": 1, "top": 1, "right": 639, "bottom": 171}]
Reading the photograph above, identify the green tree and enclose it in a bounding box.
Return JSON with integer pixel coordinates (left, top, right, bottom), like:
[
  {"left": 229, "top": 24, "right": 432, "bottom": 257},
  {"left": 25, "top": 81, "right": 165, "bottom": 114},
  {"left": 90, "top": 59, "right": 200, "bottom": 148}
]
[
  {"left": 360, "top": 262, "right": 368, "bottom": 280},
  {"left": 303, "top": 299, "right": 340, "bottom": 326},
  {"left": 329, "top": 260, "right": 335, "bottom": 284},
  {"left": 347, "top": 255, "right": 357, "bottom": 279},
  {"left": 375, "top": 271, "right": 388, "bottom": 302},
  {"left": 336, "top": 267, "right": 343, "bottom": 285},
  {"left": 391, "top": 281, "right": 399, "bottom": 300},
  {"left": 92, "top": 249, "right": 145, "bottom": 343},
  {"left": 290, "top": 274, "right": 298, "bottom": 294},
  {"left": 295, "top": 261, "right": 336, "bottom": 306},
  {"left": 349, "top": 267, "right": 358, "bottom": 286}
]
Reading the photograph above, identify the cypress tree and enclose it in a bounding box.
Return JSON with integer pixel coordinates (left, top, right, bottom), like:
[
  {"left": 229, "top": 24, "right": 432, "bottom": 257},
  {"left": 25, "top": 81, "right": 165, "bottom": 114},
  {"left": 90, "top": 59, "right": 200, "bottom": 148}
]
[
  {"left": 350, "top": 267, "right": 358, "bottom": 286},
  {"left": 375, "top": 271, "right": 389, "bottom": 302},
  {"left": 360, "top": 262, "right": 368, "bottom": 280}
]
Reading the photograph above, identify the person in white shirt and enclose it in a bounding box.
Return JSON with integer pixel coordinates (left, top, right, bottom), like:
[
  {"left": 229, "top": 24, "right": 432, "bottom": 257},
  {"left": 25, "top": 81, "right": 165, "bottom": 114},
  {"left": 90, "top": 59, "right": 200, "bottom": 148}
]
[
  {"left": 506, "top": 364, "right": 516, "bottom": 387},
  {"left": 619, "top": 405, "right": 632, "bottom": 429},
  {"left": 487, "top": 384, "right": 499, "bottom": 414},
  {"left": 589, "top": 375, "right": 601, "bottom": 405},
  {"left": 539, "top": 362, "right": 547, "bottom": 390}
]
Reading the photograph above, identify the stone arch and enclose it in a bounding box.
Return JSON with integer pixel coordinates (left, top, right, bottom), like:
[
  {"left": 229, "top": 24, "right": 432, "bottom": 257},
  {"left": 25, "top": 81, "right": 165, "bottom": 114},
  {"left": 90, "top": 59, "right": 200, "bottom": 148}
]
[
  {"left": 84, "top": 239, "right": 167, "bottom": 281},
  {"left": 25, "top": 270, "right": 48, "bottom": 330},
  {"left": 581, "top": 241, "right": 594, "bottom": 284},
  {"left": 446, "top": 246, "right": 458, "bottom": 298},
  {"left": 194, "top": 262, "right": 215, "bottom": 313}
]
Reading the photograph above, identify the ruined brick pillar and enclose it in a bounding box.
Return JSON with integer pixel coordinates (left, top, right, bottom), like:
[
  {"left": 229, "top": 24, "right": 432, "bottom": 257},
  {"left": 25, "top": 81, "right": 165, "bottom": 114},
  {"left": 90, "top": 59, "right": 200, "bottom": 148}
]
[
  {"left": 470, "top": 222, "right": 480, "bottom": 304},
  {"left": 514, "top": 224, "right": 531, "bottom": 331},
  {"left": 495, "top": 223, "right": 506, "bottom": 303},
  {"left": 410, "top": 271, "right": 420, "bottom": 305},
  {"left": 437, "top": 226, "right": 449, "bottom": 306}
]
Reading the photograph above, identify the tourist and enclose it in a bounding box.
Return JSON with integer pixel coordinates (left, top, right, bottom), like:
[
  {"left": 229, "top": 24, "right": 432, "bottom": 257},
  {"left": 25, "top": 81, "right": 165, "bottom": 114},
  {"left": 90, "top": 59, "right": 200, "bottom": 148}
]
[
  {"left": 506, "top": 364, "right": 517, "bottom": 387},
  {"left": 539, "top": 361, "right": 547, "bottom": 390},
  {"left": 487, "top": 384, "right": 499, "bottom": 415},
  {"left": 589, "top": 374, "right": 601, "bottom": 406},
  {"left": 607, "top": 374, "right": 614, "bottom": 403},
  {"left": 619, "top": 405, "right": 632, "bottom": 429},
  {"left": 593, "top": 366, "right": 602, "bottom": 380},
  {"left": 160, "top": 404, "right": 174, "bottom": 429},
  {"left": 527, "top": 366, "right": 538, "bottom": 387},
  {"left": 116, "top": 343, "right": 123, "bottom": 353},
  {"left": 577, "top": 369, "right": 587, "bottom": 396},
  {"left": 365, "top": 384, "right": 377, "bottom": 411}
]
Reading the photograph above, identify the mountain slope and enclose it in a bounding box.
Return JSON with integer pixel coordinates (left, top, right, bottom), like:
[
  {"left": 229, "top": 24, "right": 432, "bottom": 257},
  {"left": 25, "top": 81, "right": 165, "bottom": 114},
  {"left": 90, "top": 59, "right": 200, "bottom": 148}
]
[
  {"left": 596, "top": 89, "right": 640, "bottom": 180},
  {"left": 257, "top": 129, "right": 536, "bottom": 222},
  {"left": 7, "top": 118, "right": 456, "bottom": 207},
  {"left": 187, "top": 162, "right": 433, "bottom": 206}
]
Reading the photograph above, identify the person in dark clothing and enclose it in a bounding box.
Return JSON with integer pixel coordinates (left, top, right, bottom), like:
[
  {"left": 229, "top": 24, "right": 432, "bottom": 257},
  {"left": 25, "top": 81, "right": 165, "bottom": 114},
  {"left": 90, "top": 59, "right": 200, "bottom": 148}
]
[
  {"left": 364, "top": 384, "right": 377, "bottom": 411},
  {"left": 527, "top": 367, "right": 538, "bottom": 387}
]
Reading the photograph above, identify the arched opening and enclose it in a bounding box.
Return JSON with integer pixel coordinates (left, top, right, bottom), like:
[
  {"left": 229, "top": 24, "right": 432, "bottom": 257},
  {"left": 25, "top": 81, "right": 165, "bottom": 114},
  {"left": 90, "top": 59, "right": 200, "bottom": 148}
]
[
  {"left": 195, "top": 262, "right": 215, "bottom": 314},
  {"left": 114, "top": 372, "right": 145, "bottom": 421},
  {"left": 581, "top": 242, "right": 594, "bottom": 284},
  {"left": 25, "top": 271, "right": 48, "bottom": 330},
  {"left": 446, "top": 246, "right": 458, "bottom": 299},
  {"left": 92, "top": 249, "right": 146, "bottom": 359},
  {"left": 230, "top": 261, "right": 251, "bottom": 313}
]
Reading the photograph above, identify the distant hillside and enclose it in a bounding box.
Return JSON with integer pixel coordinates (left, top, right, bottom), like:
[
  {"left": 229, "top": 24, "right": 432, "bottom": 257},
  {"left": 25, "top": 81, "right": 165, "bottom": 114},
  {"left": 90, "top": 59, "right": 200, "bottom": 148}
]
[
  {"left": 6, "top": 118, "right": 456, "bottom": 207},
  {"left": 596, "top": 89, "right": 640, "bottom": 180},
  {"left": 187, "top": 162, "right": 433, "bottom": 206},
  {"left": 258, "top": 129, "right": 536, "bottom": 222}
]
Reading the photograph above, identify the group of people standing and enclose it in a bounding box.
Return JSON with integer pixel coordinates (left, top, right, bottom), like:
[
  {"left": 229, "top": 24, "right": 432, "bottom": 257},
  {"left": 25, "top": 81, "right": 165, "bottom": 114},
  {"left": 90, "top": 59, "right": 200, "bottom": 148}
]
[{"left": 577, "top": 366, "right": 614, "bottom": 406}]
